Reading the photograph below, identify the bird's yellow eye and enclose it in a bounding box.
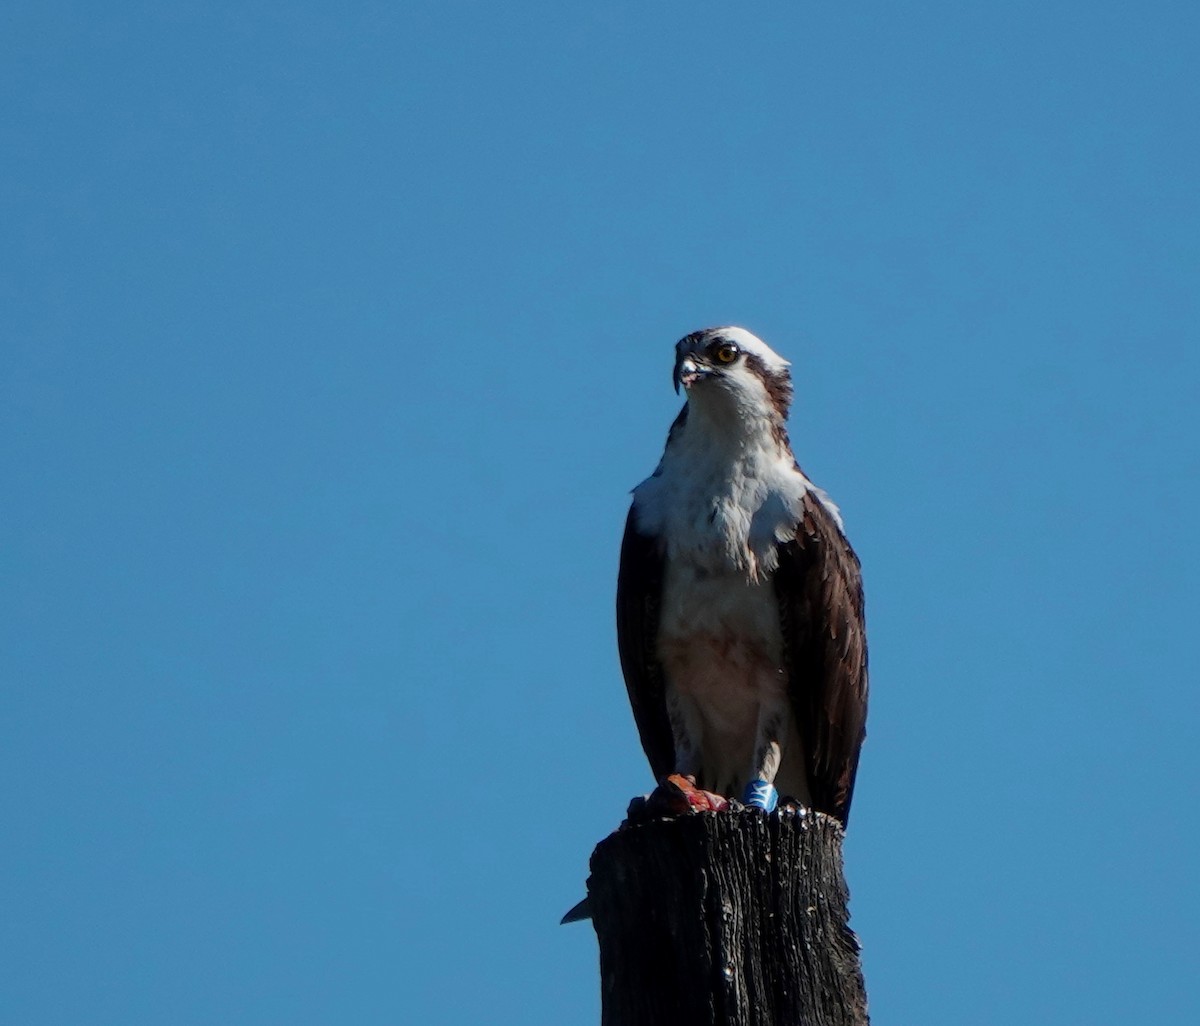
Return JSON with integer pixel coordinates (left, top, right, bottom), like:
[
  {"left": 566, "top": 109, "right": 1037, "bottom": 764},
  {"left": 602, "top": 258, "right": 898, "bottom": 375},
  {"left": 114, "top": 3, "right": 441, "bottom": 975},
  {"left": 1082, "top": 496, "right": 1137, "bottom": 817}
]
[{"left": 715, "top": 343, "right": 739, "bottom": 364}]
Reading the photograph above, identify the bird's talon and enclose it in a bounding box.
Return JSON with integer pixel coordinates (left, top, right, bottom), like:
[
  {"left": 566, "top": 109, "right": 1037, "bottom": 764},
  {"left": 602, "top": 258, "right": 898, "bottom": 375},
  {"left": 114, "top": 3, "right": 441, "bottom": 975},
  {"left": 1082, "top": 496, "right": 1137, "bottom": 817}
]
[{"left": 742, "top": 778, "right": 779, "bottom": 812}]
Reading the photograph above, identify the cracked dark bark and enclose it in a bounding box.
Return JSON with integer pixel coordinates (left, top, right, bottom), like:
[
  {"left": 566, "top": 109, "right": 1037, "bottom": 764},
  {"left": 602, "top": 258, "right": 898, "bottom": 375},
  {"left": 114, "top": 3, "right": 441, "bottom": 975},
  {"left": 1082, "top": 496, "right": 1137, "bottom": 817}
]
[{"left": 582, "top": 809, "right": 869, "bottom": 1026}]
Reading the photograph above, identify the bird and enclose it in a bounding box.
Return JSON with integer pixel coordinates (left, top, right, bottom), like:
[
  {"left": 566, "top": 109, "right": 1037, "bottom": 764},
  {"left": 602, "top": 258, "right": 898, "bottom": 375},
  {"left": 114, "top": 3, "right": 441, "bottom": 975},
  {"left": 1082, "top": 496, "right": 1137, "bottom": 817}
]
[
  {"left": 617, "top": 326, "right": 868, "bottom": 822},
  {"left": 559, "top": 326, "right": 869, "bottom": 925}
]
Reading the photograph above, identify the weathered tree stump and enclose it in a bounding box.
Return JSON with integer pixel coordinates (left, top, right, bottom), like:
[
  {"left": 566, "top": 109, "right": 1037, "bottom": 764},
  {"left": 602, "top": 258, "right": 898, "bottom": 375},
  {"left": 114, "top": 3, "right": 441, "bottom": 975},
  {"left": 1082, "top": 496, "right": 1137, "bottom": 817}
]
[{"left": 584, "top": 808, "right": 868, "bottom": 1026}]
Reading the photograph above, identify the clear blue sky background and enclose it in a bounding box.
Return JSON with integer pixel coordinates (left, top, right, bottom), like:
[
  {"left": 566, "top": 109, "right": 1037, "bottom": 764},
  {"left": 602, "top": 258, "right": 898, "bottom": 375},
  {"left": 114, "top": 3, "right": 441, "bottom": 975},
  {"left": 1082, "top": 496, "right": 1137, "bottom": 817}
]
[{"left": 3, "top": 3, "right": 1198, "bottom": 1023}]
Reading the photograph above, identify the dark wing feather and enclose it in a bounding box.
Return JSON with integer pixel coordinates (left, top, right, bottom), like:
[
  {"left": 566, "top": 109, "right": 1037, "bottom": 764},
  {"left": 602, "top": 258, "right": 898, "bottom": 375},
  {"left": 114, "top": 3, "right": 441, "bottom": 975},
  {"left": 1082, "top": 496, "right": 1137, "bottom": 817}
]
[
  {"left": 615, "top": 505, "right": 674, "bottom": 782},
  {"left": 774, "top": 490, "right": 869, "bottom": 825}
]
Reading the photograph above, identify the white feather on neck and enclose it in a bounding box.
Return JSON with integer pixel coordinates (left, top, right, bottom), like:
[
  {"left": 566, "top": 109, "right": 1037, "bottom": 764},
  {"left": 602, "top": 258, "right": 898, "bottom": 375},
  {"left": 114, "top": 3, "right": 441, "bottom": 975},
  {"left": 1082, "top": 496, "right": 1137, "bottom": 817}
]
[{"left": 633, "top": 389, "right": 809, "bottom": 580}]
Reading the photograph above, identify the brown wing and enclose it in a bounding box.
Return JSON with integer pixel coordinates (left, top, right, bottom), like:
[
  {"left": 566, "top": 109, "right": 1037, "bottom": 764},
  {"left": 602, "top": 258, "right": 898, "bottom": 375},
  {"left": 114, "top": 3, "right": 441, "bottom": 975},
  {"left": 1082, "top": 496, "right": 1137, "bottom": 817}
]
[
  {"left": 774, "top": 489, "right": 869, "bottom": 825},
  {"left": 615, "top": 505, "right": 675, "bottom": 782}
]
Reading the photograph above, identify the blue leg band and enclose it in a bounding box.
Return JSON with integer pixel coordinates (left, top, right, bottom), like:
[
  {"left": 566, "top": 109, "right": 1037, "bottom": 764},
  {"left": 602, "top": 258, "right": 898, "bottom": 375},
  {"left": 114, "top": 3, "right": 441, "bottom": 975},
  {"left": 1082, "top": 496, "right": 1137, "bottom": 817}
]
[{"left": 743, "top": 779, "right": 778, "bottom": 812}]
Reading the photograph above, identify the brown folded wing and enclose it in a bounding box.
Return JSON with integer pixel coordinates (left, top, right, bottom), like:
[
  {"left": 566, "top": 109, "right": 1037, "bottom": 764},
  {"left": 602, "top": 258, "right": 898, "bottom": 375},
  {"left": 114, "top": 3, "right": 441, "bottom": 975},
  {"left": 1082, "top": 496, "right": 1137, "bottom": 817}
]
[
  {"left": 615, "top": 505, "right": 675, "bottom": 782},
  {"left": 773, "top": 490, "right": 869, "bottom": 825}
]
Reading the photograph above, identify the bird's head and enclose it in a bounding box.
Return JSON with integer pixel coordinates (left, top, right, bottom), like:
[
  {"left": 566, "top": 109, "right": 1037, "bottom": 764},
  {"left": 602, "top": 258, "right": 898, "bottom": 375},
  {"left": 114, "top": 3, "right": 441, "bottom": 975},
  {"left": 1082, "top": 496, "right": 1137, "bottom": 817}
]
[{"left": 672, "top": 326, "right": 793, "bottom": 420}]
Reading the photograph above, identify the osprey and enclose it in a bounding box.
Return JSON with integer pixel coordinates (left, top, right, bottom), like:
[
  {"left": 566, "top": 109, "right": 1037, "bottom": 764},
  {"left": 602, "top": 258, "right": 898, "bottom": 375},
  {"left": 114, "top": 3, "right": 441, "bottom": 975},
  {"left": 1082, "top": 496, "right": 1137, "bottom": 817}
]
[{"left": 618, "top": 327, "right": 868, "bottom": 821}]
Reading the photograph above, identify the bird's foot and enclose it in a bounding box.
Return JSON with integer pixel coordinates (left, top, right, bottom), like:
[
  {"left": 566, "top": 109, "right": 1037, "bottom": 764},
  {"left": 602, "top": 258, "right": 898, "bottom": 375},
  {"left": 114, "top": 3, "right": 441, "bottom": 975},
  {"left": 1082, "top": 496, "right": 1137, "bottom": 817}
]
[
  {"left": 742, "top": 778, "right": 779, "bottom": 812},
  {"left": 626, "top": 774, "right": 729, "bottom": 822}
]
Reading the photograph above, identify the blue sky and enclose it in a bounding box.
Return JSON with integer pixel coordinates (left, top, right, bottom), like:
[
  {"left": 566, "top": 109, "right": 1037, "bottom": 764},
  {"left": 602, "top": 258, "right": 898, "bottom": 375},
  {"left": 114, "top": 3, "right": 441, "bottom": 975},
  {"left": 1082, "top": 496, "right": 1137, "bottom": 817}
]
[{"left": 3, "top": 3, "right": 1198, "bottom": 1023}]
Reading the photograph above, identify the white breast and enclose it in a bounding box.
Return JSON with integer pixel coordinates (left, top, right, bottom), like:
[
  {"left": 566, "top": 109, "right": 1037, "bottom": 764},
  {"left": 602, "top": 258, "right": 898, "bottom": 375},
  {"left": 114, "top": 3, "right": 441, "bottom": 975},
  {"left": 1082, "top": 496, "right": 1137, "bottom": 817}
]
[
  {"left": 629, "top": 408, "right": 815, "bottom": 795},
  {"left": 633, "top": 409, "right": 811, "bottom": 575}
]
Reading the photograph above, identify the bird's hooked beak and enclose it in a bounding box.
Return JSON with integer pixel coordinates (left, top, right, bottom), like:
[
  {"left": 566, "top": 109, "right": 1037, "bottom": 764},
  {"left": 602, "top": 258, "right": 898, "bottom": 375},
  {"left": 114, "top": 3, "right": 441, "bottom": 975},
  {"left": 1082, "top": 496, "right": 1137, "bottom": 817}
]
[{"left": 673, "top": 353, "right": 712, "bottom": 394}]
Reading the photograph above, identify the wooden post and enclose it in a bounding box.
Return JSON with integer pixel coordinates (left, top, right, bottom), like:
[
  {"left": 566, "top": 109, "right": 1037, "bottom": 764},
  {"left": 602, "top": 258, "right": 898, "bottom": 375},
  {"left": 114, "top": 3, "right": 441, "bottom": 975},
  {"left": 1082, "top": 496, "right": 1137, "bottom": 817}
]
[{"left": 583, "top": 808, "right": 869, "bottom": 1026}]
